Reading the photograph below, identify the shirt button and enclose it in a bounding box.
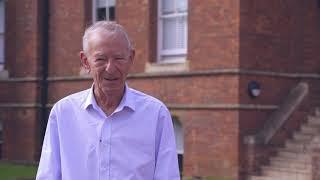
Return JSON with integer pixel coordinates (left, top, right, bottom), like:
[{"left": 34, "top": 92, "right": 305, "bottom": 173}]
[{"left": 100, "top": 163, "right": 108, "bottom": 170}]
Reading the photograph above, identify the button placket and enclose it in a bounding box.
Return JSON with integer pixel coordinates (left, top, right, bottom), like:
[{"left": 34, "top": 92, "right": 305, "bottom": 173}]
[
  {"left": 99, "top": 116, "right": 113, "bottom": 179},
  {"left": 98, "top": 119, "right": 107, "bottom": 179},
  {"left": 107, "top": 116, "right": 112, "bottom": 179}
]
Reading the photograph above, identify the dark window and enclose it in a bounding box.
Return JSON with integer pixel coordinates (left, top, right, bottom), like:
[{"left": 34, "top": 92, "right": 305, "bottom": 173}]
[
  {"left": 109, "top": 6, "right": 115, "bottom": 21},
  {"left": 97, "top": 7, "right": 106, "bottom": 21},
  {"left": 97, "top": 6, "right": 115, "bottom": 21}
]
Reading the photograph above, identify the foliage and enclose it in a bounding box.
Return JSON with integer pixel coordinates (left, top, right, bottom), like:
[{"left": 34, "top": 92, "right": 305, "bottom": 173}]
[{"left": 0, "top": 162, "right": 37, "bottom": 180}]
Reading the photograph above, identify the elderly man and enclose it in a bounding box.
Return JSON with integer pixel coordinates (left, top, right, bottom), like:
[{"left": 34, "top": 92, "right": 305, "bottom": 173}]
[{"left": 36, "top": 21, "right": 180, "bottom": 180}]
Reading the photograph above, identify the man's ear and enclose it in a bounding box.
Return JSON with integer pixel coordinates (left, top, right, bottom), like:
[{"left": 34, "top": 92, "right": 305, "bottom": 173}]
[
  {"left": 80, "top": 51, "right": 90, "bottom": 72},
  {"left": 129, "top": 49, "right": 135, "bottom": 64}
]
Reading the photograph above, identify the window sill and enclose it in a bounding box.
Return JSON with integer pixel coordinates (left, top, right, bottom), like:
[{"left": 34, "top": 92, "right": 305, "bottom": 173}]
[
  {"left": 145, "top": 60, "right": 189, "bottom": 73},
  {"left": 0, "top": 69, "right": 8, "bottom": 79}
]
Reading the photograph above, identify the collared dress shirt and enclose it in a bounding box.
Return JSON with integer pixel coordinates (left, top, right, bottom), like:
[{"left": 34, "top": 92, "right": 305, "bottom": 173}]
[{"left": 36, "top": 85, "right": 180, "bottom": 180}]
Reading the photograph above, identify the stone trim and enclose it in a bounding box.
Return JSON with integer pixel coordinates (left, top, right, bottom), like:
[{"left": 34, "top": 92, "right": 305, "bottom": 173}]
[
  {"left": 0, "top": 103, "right": 41, "bottom": 108},
  {"left": 45, "top": 103, "right": 278, "bottom": 110},
  {"left": 312, "top": 150, "right": 320, "bottom": 180},
  {"left": 129, "top": 69, "right": 320, "bottom": 79},
  {"left": 43, "top": 69, "right": 320, "bottom": 82},
  {"left": 0, "top": 69, "right": 8, "bottom": 79},
  {"left": 144, "top": 61, "right": 189, "bottom": 73},
  {"left": 1, "top": 69, "right": 320, "bottom": 82},
  {"left": 167, "top": 103, "right": 278, "bottom": 110},
  {"left": 311, "top": 136, "right": 320, "bottom": 180},
  {"left": 0, "top": 77, "right": 41, "bottom": 82},
  {"left": 245, "top": 82, "right": 309, "bottom": 145}
]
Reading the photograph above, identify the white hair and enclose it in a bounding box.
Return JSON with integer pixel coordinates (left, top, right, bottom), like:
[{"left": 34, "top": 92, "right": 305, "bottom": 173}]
[{"left": 82, "top": 21, "right": 133, "bottom": 54}]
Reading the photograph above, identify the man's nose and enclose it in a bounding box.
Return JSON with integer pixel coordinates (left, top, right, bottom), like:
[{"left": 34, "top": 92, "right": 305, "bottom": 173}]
[{"left": 105, "top": 59, "right": 116, "bottom": 73}]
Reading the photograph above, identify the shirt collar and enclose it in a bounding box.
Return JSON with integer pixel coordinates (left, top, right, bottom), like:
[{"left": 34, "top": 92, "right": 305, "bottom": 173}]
[{"left": 82, "top": 84, "right": 136, "bottom": 112}]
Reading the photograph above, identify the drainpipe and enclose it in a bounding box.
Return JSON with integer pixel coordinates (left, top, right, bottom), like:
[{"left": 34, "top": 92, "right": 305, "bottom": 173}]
[{"left": 39, "top": 0, "right": 49, "bottom": 145}]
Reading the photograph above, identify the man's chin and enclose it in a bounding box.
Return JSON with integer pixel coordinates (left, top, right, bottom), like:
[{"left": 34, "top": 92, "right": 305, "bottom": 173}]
[{"left": 101, "top": 84, "right": 125, "bottom": 93}]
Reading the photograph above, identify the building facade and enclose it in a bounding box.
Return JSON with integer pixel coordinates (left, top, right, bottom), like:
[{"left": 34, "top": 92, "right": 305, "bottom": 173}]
[{"left": 1, "top": 0, "right": 320, "bottom": 179}]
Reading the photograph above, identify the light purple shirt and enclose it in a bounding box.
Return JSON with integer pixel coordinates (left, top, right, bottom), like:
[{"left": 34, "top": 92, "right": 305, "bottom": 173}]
[{"left": 36, "top": 85, "right": 180, "bottom": 180}]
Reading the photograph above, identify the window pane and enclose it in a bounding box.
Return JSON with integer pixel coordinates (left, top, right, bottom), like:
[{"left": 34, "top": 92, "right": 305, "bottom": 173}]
[
  {"left": 96, "top": 0, "right": 115, "bottom": 21},
  {"left": 0, "top": 35, "right": 4, "bottom": 64},
  {"left": 163, "top": 18, "right": 176, "bottom": 50},
  {"left": 97, "top": 0, "right": 106, "bottom": 8},
  {"left": 97, "top": 7, "right": 106, "bottom": 21},
  {"left": 108, "top": 0, "right": 116, "bottom": 7},
  {"left": 173, "top": 120, "right": 184, "bottom": 153},
  {"left": 177, "top": 0, "right": 188, "bottom": 12},
  {"left": 176, "top": 16, "right": 187, "bottom": 49},
  {"left": 109, "top": 6, "right": 115, "bottom": 21},
  {"left": 162, "top": 0, "right": 174, "bottom": 14},
  {"left": 163, "top": 16, "right": 187, "bottom": 50}
]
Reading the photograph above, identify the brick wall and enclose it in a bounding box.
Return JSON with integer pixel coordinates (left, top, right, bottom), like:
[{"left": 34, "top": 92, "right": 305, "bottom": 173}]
[
  {"left": 189, "top": 0, "right": 240, "bottom": 70},
  {"left": 6, "top": 0, "right": 41, "bottom": 77},
  {"left": 48, "top": 0, "right": 86, "bottom": 76},
  {"left": 1, "top": 1, "right": 320, "bottom": 179},
  {"left": 240, "top": 0, "right": 302, "bottom": 72},
  {"left": 1, "top": 0, "right": 43, "bottom": 161},
  {"left": 1, "top": 108, "right": 40, "bottom": 161},
  {"left": 117, "top": 0, "right": 152, "bottom": 73}
]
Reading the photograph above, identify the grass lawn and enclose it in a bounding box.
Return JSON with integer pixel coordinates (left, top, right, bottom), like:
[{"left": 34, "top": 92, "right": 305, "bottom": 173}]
[
  {"left": 183, "top": 177, "right": 232, "bottom": 180},
  {"left": 0, "top": 162, "right": 37, "bottom": 180},
  {"left": 0, "top": 162, "right": 233, "bottom": 180}
]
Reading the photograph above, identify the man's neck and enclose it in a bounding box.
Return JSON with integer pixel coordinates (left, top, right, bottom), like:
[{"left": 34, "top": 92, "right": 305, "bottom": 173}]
[{"left": 93, "top": 85, "right": 125, "bottom": 116}]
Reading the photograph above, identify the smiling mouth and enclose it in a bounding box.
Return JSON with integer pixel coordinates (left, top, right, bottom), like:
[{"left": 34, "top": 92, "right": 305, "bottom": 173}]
[{"left": 104, "top": 78, "right": 118, "bottom": 81}]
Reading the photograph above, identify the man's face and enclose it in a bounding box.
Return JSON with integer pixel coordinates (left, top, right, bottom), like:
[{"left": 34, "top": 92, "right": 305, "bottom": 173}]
[{"left": 81, "top": 31, "right": 134, "bottom": 93}]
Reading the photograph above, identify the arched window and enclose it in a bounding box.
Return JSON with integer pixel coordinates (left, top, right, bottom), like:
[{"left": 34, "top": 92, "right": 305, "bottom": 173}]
[
  {"left": 93, "top": 0, "right": 116, "bottom": 22},
  {"left": 173, "top": 118, "right": 184, "bottom": 173}
]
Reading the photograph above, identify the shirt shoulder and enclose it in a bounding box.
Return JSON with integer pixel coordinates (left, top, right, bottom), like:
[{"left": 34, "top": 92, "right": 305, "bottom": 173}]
[
  {"left": 128, "top": 87, "right": 166, "bottom": 108},
  {"left": 51, "top": 88, "right": 90, "bottom": 112}
]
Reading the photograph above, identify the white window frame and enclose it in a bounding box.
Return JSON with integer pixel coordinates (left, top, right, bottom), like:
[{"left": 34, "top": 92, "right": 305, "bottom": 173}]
[
  {"left": 0, "top": 0, "right": 5, "bottom": 71},
  {"left": 157, "top": 0, "right": 188, "bottom": 63},
  {"left": 92, "top": 0, "right": 116, "bottom": 22}
]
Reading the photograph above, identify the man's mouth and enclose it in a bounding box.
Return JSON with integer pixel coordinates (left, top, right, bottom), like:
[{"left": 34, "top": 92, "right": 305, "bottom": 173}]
[{"left": 104, "top": 77, "right": 118, "bottom": 81}]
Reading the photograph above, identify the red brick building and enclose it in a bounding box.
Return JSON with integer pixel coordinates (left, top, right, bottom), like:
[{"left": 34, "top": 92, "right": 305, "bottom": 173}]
[{"left": 1, "top": 0, "right": 320, "bottom": 179}]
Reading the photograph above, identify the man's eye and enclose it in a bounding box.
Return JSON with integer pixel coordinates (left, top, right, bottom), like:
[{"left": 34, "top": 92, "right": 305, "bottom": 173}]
[{"left": 115, "top": 57, "right": 126, "bottom": 62}]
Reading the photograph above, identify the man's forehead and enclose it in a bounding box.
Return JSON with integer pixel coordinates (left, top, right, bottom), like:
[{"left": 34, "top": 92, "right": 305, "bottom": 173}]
[
  {"left": 92, "top": 51, "right": 126, "bottom": 57},
  {"left": 91, "top": 29, "right": 126, "bottom": 41},
  {"left": 88, "top": 30, "right": 128, "bottom": 47}
]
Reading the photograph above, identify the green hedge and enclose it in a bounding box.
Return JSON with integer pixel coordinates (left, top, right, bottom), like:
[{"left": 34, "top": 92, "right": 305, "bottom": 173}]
[{"left": 0, "top": 162, "right": 37, "bottom": 180}]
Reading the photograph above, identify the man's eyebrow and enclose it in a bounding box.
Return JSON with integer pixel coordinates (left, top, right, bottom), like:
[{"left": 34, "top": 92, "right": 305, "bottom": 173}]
[
  {"left": 93, "top": 52, "right": 105, "bottom": 57},
  {"left": 93, "top": 52, "right": 128, "bottom": 57}
]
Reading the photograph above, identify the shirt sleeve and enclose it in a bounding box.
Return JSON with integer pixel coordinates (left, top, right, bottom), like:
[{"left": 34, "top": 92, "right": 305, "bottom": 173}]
[
  {"left": 154, "top": 105, "right": 181, "bottom": 180},
  {"left": 36, "top": 108, "right": 62, "bottom": 180}
]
